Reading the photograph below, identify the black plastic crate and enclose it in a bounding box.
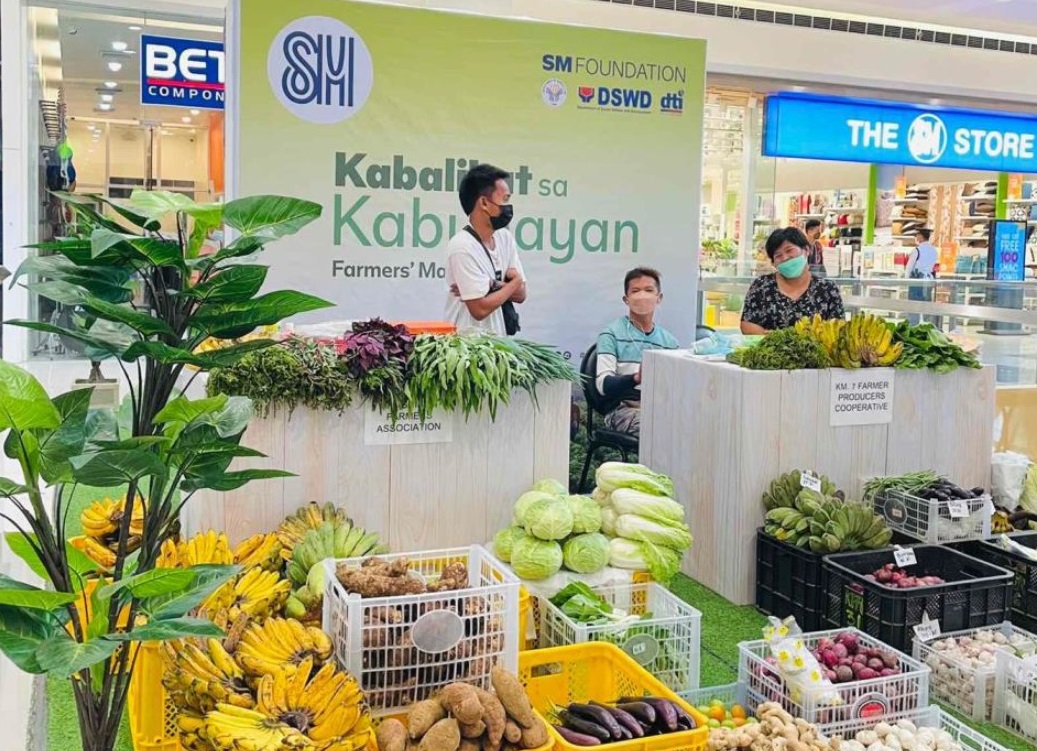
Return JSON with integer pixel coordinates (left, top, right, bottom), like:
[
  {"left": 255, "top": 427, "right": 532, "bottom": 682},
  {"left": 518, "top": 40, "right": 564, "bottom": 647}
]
[
  {"left": 821, "top": 544, "right": 1013, "bottom": 652},
  {"left": 755, "top": 529, "right": 824, "bottom": 631},
  {"left": 958, "top": 534, "right": 1037, "bottom": 634}
]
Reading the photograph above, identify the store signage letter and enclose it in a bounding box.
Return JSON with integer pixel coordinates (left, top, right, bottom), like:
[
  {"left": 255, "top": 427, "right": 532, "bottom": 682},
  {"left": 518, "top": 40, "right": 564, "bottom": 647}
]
[
  {"left": 141, "top": 35, "right": 225, "bottom": 110},
  {"left": 764, "top": 92, "right": 1037, "bottom": 172}
]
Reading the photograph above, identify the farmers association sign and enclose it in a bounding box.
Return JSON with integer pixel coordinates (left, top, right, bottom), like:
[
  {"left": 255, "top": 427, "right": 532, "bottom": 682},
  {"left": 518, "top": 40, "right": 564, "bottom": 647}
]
[{"left": 232, "top": 0, "right": 706, "bottom": 357}]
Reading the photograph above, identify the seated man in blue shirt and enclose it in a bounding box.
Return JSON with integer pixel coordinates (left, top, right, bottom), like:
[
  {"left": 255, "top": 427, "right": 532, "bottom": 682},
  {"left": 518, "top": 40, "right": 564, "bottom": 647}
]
[{"left": 595, "top": 267, "right": 679, "bottom": 437}]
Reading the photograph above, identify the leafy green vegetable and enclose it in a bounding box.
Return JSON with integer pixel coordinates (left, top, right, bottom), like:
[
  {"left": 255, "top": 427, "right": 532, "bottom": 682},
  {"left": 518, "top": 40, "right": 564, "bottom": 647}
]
[
  {"left": 615, "top": 514, "right": 693, "bottom": 551},
  {"left": 890, "top": 321, "right": 980, "bottom": 372},
  {"left": 492, "top": 526, "right": 526, "bottom": 563},
  {"left": 562, "top": 533, "right": 610, "bottom": 574},
  {"left": 533, "top": 478, "right": 567, "bottom": 495},
  {"left": 523, "top": 498, "right": 574, "bottom": 541},
  {"left": 510, "top": 536, "right": 563, "bottom": 580},
  {"left": 595, "top": 462, "right": 674, "bottom": 497},
  {"left": 549, "top": 581, "right": 600, "bottom": 608},
  {"left": 727, "top": 328, "right": 829, "bottom": 370},
  {"left": 549, "top": 582, "right": 616, "bottom": 623},
  {"left": 610, "top": 488, "right": 684, "bottom": 523},
  {"left": 514, "top": 491, "right": 558, "bottom": 526},
  {"left": 566, "top": 495, "right": 603, "bottom": 534}
]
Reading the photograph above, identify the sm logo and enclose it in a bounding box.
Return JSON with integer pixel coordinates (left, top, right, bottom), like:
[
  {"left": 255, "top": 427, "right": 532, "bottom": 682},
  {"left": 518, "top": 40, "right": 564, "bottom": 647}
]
[
  {"left": 907, "top": 114, "right": 948, "bottom": 164},
  {"left": 267, "top": 16, "right": 374, "bottom": 124}
]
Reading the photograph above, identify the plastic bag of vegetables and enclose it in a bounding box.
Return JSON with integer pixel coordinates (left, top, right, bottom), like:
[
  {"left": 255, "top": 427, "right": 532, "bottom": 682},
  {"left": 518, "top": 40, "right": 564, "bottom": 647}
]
[{"left": 595, "top": 462, "right": 675, "bottom": 497}]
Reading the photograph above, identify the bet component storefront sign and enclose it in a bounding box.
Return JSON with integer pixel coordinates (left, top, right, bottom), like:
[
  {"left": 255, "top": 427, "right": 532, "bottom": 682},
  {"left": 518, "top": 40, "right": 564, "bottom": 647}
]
[
  {"left": 142, "top": 35, "right": 225, "bottom": 110},
  {"left": 232, "top": 0, "right": 706, "bottom": 359},
  {"left": 764, "top": 92, "right": 1037, "bottom": 172}
]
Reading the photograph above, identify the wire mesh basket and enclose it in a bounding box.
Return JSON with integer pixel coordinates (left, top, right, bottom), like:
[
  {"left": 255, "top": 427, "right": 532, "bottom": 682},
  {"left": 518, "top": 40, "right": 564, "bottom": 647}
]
[
  {"left": 993, "top": 647, "right": 1037, "bottom": 744},
  {"left": 820, "top": 705, "right": 1012, "bottom": 751}
]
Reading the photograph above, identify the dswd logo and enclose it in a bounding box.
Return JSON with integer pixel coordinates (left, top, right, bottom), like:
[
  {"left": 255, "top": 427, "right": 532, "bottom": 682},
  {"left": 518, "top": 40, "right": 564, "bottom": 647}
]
[
  {"left": 907, "top": 114, "right": 947, "bottom": 164},
  {"left": 267, "top": 16, "right": 374, "bottom": 124}
]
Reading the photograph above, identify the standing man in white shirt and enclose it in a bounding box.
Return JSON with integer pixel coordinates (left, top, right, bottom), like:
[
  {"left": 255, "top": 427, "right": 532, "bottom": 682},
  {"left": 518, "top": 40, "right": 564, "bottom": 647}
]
[
  {"left": 444, "top": 164, "right": 527, "bottom": 335},
  {"left": 907, "top": 228, "right": 939, "bottom": 325}
]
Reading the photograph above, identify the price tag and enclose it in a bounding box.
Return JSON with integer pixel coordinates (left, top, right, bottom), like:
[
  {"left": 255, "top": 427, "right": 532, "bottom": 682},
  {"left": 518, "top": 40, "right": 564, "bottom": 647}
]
[
  {"left": 894, "top": 546, "right": 917, "bottom": 567},
  {"left": 947, "top": 500, "right": 969, "bottom": 519},
  {"left": 913, "top": 616, "right": 941, "bottom": 642},
  {"left": 801, "top": 471, "right": 823, "bottom": 493}
]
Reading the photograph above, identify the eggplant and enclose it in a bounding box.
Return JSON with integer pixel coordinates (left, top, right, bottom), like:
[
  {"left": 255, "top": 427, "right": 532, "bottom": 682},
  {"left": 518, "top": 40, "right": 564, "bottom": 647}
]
[
  {"left": 560, "top": 713, "right": 611, "bottom": 741},
  {"left": 670, "top": 702, "right": 697, "bottom": 730},
  {"left": 618, "top": 726, "right": 632, "bottom": 741},
  {"left": 554, "top": 725, "right": 601, "bottom": 746},
  {"left": 615, "top": 702, "right": 656, "bottom": 726},
  {"left": 644, "top": 699, "right": 679, "bottom": 732},
  {"left": 569, "top": 703, "right": 623, "bottom": 740},
  {"left": 592, "top": 703, "right": 644, "bottom": 738}
]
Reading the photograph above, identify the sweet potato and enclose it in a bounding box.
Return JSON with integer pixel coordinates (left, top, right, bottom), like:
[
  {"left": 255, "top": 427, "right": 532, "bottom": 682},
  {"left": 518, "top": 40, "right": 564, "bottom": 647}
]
[
  {"left": 491, "top": 667, "right": 536, "bottom": 729},
  {"left": 376, "top": 719, "right": 408, "bottom": 751},
  {"left": 439, "top": 682, "right": 483, "bottom": 725},
  {"left": 419, "top": 718, "right": 461, "bottom": 751},
  {"left": 459, "top": 741, "right": 481, "bottom": 751},
  {"left": 475, "top": 687, "right": 507, "bottom": 748},
  {"left": 519, "top": 719, "right": 548, "bottom": 750},
  {"left": 459, "top": 720, "right": 486, "bottom": 739},
  {"left": 504, "top": 721, "right": 522, "bottom": 744},
  {"left": 408, "top": 699, "right": 447, "bottom": 740}
]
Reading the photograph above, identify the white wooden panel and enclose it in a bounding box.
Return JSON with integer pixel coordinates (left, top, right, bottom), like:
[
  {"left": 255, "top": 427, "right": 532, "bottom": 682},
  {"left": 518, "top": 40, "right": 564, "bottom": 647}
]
[
  {"left": 778, "top": 370, "right": 822, "bottom": 474},
  {"left": 485, "top": 391, "right": 536, "bottom": 539},
  {"left": 334, "top": 406, "right": 392, "bottom": 541},
  {"left": 532, "top": 382, "right": 571, "bottom": 492}
]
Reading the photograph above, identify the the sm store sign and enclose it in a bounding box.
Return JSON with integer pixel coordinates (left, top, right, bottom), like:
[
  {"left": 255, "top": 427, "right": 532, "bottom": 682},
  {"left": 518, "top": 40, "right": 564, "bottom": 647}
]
[
  {"left": 763, "top": 92, "right": 1037, "bottom": 172},
  {"left": 142, "top": 35, "right": 225, "bottom": 110}
]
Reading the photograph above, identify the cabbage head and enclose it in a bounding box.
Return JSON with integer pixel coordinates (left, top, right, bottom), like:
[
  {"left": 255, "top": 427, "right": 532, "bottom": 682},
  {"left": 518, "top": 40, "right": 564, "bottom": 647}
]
[
  {"left": 524, "top": 497, "right": 574, "bottom": 541},
  {"left": 532, "top": 478, "right": 567, "bottom": 496},
  {"left": 511, "top": 536, "right": 563, "bottom": 580},
  {"left": 562, "top": 533, "right": 610, "bottom": 574},
  {"left": 567, "top": 495, "right": 603, "bottom": 534},
  {"left": 513, "top": 490, "right": 557, "bottom": 526},
  {"left": 493, "top": 526, "right": 526, "bottom": 563}
]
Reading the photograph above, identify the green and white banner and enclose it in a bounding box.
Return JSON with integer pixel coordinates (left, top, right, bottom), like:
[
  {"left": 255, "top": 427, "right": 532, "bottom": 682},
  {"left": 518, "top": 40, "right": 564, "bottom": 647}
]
[{"left": 233, "top": 0, "right": 705, "bottom": 359}]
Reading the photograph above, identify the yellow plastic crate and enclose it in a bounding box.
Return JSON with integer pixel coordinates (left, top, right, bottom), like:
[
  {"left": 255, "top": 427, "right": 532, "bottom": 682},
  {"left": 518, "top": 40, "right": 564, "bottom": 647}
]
[
  {"left": 518, "top": 643, "right": 709, "bottom": 751},
  {"left": 519, "top": 586, "right": 532, "bottom": 651},
  {"left": 128, "top": 641, "right": 181, "bottom": 751}
]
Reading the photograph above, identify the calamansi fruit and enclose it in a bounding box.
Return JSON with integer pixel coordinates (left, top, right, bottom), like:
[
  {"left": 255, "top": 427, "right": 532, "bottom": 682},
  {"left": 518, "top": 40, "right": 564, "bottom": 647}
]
[
  {"left": 731, "top": 704, "right": 747, "bottom": 720},
  {"left": 708, "top": 706, "right": 726, "bottom": 722}
]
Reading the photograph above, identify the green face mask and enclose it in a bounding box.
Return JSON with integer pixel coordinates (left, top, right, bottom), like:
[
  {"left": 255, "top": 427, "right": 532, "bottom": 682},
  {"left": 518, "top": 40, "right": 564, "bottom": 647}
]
[{"left": 777, "top": 255, "right": 808, "bottom": 279}]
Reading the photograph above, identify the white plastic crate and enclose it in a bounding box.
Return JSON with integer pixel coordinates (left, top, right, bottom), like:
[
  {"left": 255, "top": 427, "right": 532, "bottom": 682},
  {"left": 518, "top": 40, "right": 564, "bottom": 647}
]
[
  {"left": 820, "top": 705, "right": 1012, "bottom": 751},
  {"left": 738, "top": 627, "right": 930, "bottom": 731},
  {"left": 913, "top": 622, "right": 1037, "bottom": 721},
  {"left": 875, "top": 489, "right": 991, "bottom": 543},
  {"left": 680, "top": 682, "right": 747, "bottom": 709},
  {"left": 322, "top": 545, "right": 519, "bottom": 715},
  {"left": 536, "top": 581, "right": 701, "bottom": 692},
  {"left": 993, "top": 648, "right": 1037, "bottom": 744}
]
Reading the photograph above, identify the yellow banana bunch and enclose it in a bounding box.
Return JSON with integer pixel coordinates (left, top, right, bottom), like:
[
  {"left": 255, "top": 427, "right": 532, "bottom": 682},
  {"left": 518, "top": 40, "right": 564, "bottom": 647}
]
[
  {"left": 159, "top": 530, "right": 236, "bottom": 569},
  {"left": 69, "top": 535, "right": 117, "bottom": 570},
  {"left": 80, "top": 496, "right": 145, "bottom": 540},
  {"left": 256, "top": 658, "right": 368, "bottom": 751},
  {"left": 795, "top": 314, "right": 845, "bottom": 361},
  {"left": 200, "top": 703, "right": 313, "bottom": 751},
  {"left": 234, "top": 533, "right": 285, "bottom": 572},
  {"left": 235, "top": 617, "right": 333, "bottom": 679},
  {"left": 832, "top": 314, "right": 903, "bottom": 369},
  {"left": 163, "top": 638, "right": 255, "bottom": 714},
  {"left": 277, "top": 502, "right": 350, "bottom": 561},
  {"left": 202, "top": 568, "right": 291, "bottom": 624},
  {"left": 177, "top": 711, "right": 211, "bottom": 751}
]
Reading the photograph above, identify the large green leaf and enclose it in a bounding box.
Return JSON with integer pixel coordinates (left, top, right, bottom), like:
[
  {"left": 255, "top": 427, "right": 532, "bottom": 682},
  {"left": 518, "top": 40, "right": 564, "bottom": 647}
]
[
  {"left": 128, "top": 190, "right": 195, "bottom": 219},
  {"left": 54, "top": 192, "right": 127, "bottom": 234},
  {"left": 0, "top": 477, "right": 29, "bottom": 498},
  {"left": 2, "top": 534, "right": 97, "bottom": 585},
  {"left": 105, "top": 616, "right": 224, "bottom": 642},
  {"left": 223, "top": 195, "right": 322, "bottom": 239},
  {"left": 193, "top": 291, "right": 332, "bottom": 338},
  {"left": 155, "top": 394, "right": 228, "bottom": 428},
  {"left": 185, "top": 203, "right": 224, "bottom": 259},
  {"left": 26, "top": 280, "right": 87, "bottom": 306},
  {"left": 37, "top": 388, "right": 92, "bottom": 483},
  {"left": 208, "top": 397, "right": 253, "bottom": 438},
  {"left": 0, "top": 605, "right": 56, "bottom": 673},
  {"left": 183, "top": 265, "right": 268, "bottom": 302},
  {"left": 0, "top": 361, "right": 61, "bottom": 432},
  {"left": 188, "top": 236, "right": 266, "bottom": 275},
  {"left": 14, "top": 256, "right": 134, "bottom": 302},
  {"left": 97, "top": 568, "right": 195, "bottom": 601},
  {"left": 181, "top": 468, "right": 293, "bottom": 492},
  {"left": 90, "top": 229, "right": 183, "bottom": 268},
  {"left": 144, "top": 564, "right": 240, "bottom": 620},
  {"left": 36, "top": 633, "right": 120, "bottom": 676},
  {"left": 0, "top": 574, "right": 77, "bottom": 610},
  {"left": 121, "top": 338, "right": 276, "bottom": 368},
  {"left": 88, "top": 194, "right": 163, "bottom": 232},
  {"left": 4, "top": 320, "right": 128, "bottom": 359},
  {"left": 80, "top": 295, "right": 175, "bottom": 338},
  {"left": 70, "top": 449, "right": 168, "bottom": 486}
]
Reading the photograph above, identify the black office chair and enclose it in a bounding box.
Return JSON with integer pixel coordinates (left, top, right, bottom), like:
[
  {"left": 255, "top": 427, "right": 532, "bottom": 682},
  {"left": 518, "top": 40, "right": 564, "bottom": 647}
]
[{"left": 577, "top": 345, "right": 640, "bottom": 492}]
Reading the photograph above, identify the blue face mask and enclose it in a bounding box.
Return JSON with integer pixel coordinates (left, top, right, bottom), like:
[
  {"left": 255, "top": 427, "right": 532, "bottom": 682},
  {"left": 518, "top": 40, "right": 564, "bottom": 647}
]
[{"left": 777, "top": 255, "right": 808, "bottom": 279}]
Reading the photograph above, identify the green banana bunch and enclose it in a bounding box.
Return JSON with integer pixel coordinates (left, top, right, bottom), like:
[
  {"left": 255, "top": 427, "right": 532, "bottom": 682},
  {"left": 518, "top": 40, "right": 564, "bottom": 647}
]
[
  {"left": 288, "top": 521, "right": 388, "bottom": 585},
  {"left": 762, "top": 471, "right": 838, "bottom": 511}
]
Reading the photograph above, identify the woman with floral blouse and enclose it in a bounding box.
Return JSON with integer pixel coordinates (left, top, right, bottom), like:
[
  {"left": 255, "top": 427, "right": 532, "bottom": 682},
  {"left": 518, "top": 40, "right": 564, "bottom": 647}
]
[{"left": 740, "top": 227, "right": 845, "bottom": 335}]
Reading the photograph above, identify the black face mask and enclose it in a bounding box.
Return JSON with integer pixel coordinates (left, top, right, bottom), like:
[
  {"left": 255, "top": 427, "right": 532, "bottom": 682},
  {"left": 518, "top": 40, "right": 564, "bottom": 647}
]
[{"left": 489, "top": 203, "right": 514, "bottom": 230}]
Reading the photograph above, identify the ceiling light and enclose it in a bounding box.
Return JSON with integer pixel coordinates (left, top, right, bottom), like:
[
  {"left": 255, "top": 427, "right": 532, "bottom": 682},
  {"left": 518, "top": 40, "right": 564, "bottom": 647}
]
[
  {"left": 112, "top": 41, "right": 128, "bottom": 52},
  {"left": 97, "top": 103, "right": 112, "bottom": 111},
  {"left": 189, "top": 108, "right": 200, "bottom": 116},
  {"left": 128, "top": 25, "right": 142, "bottom": 31},
  {"left": 107, "top": 61, "right": 123, "bottom": 72},
  {"left": 103, "top": 81, "right": 118, "bottom": 89},
  {"left": 100, "top": 94, "right": 113, "bottom": 102},
  {"left": 182, "top": 116, "right": 192, "bottom": 123}
]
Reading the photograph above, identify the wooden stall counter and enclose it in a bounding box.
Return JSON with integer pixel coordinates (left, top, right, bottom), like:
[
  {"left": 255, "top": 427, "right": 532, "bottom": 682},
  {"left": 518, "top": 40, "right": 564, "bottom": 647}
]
[{"left": 640, "top": 352, "right": 995, "bottom": 605}]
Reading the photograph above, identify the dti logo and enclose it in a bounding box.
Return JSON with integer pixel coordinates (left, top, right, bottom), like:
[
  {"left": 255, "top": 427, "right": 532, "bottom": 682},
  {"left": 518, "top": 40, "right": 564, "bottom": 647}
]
[
  {"left": 907, "top": 114, "right": 947, "bottom": 164},
  {"left": 578, "top": 86, "right": 595, "bottom": 103},
  {"left": 267, "top": 16, "right": 374, "bottom": 124},
  {"left": 661, "top": 90, "right": 684, "bottom": 114}
]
